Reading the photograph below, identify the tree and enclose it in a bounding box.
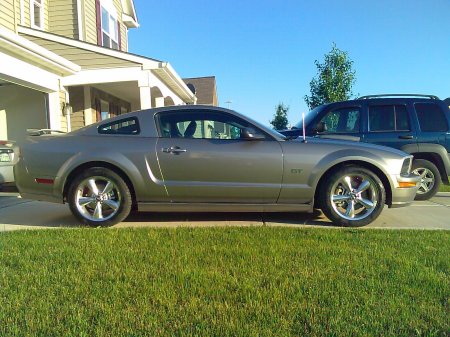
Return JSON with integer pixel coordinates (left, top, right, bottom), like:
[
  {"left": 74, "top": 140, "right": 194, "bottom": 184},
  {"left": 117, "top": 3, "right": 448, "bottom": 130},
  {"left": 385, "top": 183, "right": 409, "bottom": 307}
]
[
  {"left": 304, "top": 44, "right": 356, "bottom": 110},
  {"left": 270, "top": 103, "right": 289, "bottom": 130}
]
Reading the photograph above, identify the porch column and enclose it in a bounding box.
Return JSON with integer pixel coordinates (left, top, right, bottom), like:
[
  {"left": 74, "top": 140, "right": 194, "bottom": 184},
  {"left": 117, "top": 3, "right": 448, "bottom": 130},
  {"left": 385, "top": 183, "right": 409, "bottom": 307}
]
[
  {"left": 138, "top": 70, "right": 152, "bottom": 109},
  {"left": 139, "top": 86, "right": 151, "bottom": 109},
  {"left": 47, "top": 92, "right": 62, "bottom": 131}
]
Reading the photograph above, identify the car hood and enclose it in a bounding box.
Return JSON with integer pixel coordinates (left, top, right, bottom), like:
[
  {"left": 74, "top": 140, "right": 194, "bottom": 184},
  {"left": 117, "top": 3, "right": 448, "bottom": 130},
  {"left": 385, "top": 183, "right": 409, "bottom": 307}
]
[{"left": 292, "top": 136, "right": 409, "bottom": 157}]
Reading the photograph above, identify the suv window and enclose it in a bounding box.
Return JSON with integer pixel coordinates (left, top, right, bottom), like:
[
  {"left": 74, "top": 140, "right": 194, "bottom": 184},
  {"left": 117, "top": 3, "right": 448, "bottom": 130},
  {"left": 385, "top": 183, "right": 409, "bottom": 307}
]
[
  {"left": 369, "top": 105, "right": 410, "bottom": 132},
  {"left": 319, "top": 107, "right": 360, "bottom": 134},
  {"left": 414, "top": 103, "right": 448, "bottom": 132}
]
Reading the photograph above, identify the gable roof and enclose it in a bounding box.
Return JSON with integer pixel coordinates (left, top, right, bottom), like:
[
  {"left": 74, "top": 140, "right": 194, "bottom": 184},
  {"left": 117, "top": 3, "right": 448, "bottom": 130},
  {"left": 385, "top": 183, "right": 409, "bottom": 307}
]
[{"left": 183, "top": 76, "right": 218, "bottom": 106}]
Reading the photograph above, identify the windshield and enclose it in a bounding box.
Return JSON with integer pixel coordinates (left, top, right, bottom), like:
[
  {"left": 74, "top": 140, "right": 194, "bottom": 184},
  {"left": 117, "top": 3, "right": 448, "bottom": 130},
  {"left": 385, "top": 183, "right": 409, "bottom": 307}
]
[{"left": 293, "top": 105, "right": 325, "bottom": 129}]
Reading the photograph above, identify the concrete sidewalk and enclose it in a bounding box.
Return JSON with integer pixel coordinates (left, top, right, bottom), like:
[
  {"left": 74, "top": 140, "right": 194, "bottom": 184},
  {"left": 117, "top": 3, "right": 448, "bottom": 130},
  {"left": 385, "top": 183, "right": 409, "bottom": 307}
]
[{"left": 0, "top": 192, "right": 449, "bottom": 231}]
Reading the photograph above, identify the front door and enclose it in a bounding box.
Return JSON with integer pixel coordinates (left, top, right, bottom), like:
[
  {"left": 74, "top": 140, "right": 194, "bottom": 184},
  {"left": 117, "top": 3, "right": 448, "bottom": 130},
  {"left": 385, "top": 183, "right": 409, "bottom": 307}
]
[{"left": 155, "top": 109, "right": 284, "bottom": 203}]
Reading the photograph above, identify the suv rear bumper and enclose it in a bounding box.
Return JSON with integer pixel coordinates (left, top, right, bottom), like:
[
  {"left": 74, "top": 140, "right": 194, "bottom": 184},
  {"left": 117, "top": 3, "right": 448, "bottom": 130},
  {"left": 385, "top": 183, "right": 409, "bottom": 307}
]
[{"left": 389, "top": 174, "right": 420, "bottom": 208}]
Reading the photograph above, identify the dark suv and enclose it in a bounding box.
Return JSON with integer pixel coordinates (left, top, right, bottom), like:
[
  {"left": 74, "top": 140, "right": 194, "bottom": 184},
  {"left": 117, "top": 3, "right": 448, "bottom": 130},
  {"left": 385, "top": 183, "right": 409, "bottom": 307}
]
[{"left": 281, "top": 94, "right": 450, "bottom": 200}]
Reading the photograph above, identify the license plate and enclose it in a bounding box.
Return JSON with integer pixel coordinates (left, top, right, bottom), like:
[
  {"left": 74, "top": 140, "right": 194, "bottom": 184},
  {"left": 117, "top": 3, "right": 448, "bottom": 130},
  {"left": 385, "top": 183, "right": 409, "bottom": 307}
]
[{"left": 0, "top": 153, "right": 11, "bottom": 162}]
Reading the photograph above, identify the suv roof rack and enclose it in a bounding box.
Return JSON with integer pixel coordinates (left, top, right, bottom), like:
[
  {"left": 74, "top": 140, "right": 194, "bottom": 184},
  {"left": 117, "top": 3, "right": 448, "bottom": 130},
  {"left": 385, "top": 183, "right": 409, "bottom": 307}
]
[{"left": 357, "top": 94, "right": 440, "bottom": 100}]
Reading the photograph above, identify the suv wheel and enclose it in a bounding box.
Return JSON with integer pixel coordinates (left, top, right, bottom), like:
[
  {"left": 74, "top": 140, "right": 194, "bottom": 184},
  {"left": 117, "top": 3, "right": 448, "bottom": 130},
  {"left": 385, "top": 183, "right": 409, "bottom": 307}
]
[
  {"left": 411, "top": 159, "right": 441, "bottom": 201},
  {"left": 68, "top": 167, "right": 132, "bottom": 227},
  {"left": 319, "top": 166, "right": 386, "bottom": 227}
]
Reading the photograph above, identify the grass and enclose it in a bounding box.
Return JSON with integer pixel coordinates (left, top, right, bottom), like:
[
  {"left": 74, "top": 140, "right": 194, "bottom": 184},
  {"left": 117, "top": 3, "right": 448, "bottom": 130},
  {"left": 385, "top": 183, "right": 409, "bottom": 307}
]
[
  {"left": 439, "top": 183, "right": 450, "bottom": 192},
  {"left": 0, "top": 227, "right": 448, "bottom": 337}
]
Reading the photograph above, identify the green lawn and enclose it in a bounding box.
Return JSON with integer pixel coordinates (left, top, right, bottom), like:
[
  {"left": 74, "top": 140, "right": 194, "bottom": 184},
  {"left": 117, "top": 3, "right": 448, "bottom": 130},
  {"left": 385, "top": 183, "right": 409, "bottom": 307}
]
[
  {"left": 0, "top": 228, "right": 448, "bottom": 337},
  {"left": 439, "top": 183, "right": 450, "bottom": 192}
]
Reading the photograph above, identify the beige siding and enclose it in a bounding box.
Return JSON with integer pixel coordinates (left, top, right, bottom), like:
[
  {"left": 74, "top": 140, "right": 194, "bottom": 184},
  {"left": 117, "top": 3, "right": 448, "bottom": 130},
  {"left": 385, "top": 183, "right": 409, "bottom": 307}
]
[
  {"left": 68, "top": 86, "right": 85, "bottom": 130},
  {"left": 0, "top": 0, "right": 17, "bottom": 31},
  {"left": 44, "top": 0, "right": 49, "bottom": 30},
  {"left": 23, "top": 0, "right": 30, "bottom": 26},
  {"left": 83, "top": 0, "right": 96, "bottom": 44},
  {"left": 21, "top": 34, "right": 140, "bottom": 68},
  {"left": 48, "top": 0, "right": 78, "bottom": 39},
  {"left": 120, "top": 22, "right": 127, "bottom": 51}
]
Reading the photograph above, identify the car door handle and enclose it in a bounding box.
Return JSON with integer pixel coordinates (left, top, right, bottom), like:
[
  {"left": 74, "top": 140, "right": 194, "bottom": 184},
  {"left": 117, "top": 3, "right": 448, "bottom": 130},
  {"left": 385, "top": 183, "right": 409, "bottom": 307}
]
[
  {"left": 162, "top": 146, "right": 187, "bottom": 154},
  {"left": 398, "top": 135, "right": 414, "bottom": 140}
]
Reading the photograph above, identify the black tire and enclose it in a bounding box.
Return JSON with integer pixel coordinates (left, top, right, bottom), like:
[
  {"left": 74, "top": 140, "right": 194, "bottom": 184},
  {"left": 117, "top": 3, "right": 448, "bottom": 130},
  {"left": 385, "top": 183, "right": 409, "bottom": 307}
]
[
  {"left": 318, "top": 165, "right": 386, "bottom": 227},
  {"left": 67, "top": 167, "right": 132, "bottom": 227},
  {"left": 411, "top": 159, "right": 441, "bottom": 201}
]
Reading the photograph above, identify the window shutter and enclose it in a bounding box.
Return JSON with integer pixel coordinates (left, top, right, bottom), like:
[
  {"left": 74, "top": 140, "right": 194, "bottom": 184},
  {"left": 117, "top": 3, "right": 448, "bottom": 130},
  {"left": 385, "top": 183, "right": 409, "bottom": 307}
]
[
  {"left": 95, "top": 0, "right": 102, "bottom": 46},
  {"left": 117, "top": 21, "right": 122, "bottom": 51}
]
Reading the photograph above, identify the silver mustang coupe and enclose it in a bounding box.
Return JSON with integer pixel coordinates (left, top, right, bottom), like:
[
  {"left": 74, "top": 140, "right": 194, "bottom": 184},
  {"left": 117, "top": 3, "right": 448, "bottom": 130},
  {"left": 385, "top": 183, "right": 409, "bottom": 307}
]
[{"left": 13, "top": 105, "right": 420, "bottom": 227}]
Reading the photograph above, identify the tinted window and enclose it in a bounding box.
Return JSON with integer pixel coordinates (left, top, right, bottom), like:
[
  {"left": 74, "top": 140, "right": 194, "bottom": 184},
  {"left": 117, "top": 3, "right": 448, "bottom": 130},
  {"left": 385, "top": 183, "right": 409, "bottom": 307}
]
[
  {"left": 98, "top": 117, "right": 140, "bottom": 135},
  {"left": 369, "top": 105, "right": 394, "bottom": 131},
  {"left": 395, "top": 105, "right": 410, "bottom": 131},
  {"left": 415, "top": 103, "right": 448, "bottom": 132},
  {"left": 157, "top": 111, "right": 268, "bottom": 140},
  {"left": 369, "top": 105, "right": 410, "bottom": 132},
  {"left": 319, "top": 107, "right": 360, "bottom": 133}
]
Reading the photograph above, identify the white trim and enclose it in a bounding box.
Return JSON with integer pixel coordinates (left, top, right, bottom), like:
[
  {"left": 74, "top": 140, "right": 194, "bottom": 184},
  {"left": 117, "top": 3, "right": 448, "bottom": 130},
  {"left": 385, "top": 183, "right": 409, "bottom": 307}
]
[
  {"left": 30, "top": 0, "right": 45, "bottom": 30},
  {"left": 76, "top": 0, "right": 84, "bottom": 41},
  {"left": 47, "top": 92, "right": 61, "bottom": 131},
  {"left": 0, "top": 27, "right": 80, "bottom": 75},
  {"left": 60, "top": 67, "right": 143, "bottom": 87},
  {"left": 122, "top": 13, "right": 139, "bottom": 28},
  {"left": 20, "top": 0, "right": 25, "bottom": 25}
]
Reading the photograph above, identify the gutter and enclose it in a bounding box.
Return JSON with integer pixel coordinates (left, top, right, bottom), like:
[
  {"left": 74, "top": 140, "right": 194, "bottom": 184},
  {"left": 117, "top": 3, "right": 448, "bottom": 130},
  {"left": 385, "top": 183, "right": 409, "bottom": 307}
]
[
  {"left": 154, "top": 62, "right": 197, "bottom": 104},
  {"left": 0, "top": 27, "right": 80, "bottom": 75}
]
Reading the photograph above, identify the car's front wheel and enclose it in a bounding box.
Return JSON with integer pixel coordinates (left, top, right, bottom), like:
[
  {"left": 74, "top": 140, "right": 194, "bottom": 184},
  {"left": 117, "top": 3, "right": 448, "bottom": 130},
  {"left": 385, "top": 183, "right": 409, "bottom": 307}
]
[
  {"left": 411, "top": 159, "right": 441, "bottom": 201},
  {"left": 67, "top": 167, "right": 132, "bottom": 227},
  {"left": 319, "top": 166, "right": 386, "bottom": 227}
]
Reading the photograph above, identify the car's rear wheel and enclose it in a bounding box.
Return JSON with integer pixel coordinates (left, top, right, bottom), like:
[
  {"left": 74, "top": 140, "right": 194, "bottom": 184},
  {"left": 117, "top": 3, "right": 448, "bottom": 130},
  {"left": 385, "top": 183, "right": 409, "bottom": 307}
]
[
  {"left": 411, "top": 159, "right": 440, "bottom": 201},
  {"left": 68, "top": 167, "right": 132, "bottom": 227},
  {"left": 319, "top": 166, "right": 386, "bottom": 227}
]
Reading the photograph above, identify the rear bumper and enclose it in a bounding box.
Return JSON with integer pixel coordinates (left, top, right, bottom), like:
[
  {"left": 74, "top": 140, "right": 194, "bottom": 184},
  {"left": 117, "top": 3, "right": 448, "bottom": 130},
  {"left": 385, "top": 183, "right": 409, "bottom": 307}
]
[
  {"left": 0, "top": 164, "right": 15, "bottom": 184},
  {"left": 389, "top": 174, "right": 420, "bottom": 208}
]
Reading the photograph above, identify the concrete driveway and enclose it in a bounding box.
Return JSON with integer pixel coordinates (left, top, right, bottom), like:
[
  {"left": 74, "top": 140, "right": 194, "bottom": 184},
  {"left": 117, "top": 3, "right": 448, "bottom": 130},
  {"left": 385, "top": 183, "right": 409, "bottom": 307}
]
[{"left": 0, "top": 191, "right": 449, "bottom": 231}]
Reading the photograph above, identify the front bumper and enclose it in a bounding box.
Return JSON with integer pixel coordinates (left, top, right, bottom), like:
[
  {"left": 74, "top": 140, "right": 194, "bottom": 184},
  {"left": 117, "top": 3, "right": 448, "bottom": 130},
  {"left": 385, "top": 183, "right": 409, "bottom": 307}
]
[{"left": 389, "top": 173, "right": 421, "bottom": 208}]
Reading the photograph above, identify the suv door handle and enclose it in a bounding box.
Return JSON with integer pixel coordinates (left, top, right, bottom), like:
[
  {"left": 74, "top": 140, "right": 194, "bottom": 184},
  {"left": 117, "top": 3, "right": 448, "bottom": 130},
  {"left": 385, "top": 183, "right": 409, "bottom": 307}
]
[
  {"left": 399, "top": 135, "right": 414, "bottom": 140},
  {"left": 162, "top": 146, "right": 187, "bottom": 154}
]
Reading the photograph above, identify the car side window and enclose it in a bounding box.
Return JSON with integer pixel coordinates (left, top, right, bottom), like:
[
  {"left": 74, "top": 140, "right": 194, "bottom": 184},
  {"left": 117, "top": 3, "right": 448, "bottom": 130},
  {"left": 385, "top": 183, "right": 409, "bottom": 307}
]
[
  {"left": 414, "top": 103, "right": 448, "bottom": 132},
  {"left": 319, "top": 107, "right": 360, "bottom": 134},
  {"left": 98, "top": 117, "right": 140, "bottom": 135},
  {"left": 157, "top": 111, "right": 269, "bottom": 140},
  {"left": 369, "top": 105, "right": 410, "bottom": 132}
]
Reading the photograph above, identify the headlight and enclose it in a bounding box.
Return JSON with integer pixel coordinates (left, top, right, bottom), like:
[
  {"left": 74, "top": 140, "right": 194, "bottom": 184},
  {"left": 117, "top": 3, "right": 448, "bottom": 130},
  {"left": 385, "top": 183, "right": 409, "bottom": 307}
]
[{"left": 400, "top": 157, "right": 412, "bottom": 176}]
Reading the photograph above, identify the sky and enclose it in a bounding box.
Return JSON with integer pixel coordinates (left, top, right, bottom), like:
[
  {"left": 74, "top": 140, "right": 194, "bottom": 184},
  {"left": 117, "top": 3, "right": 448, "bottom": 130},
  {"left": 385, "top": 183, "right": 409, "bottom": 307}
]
[{"left": 129, "top": 0, "right": 450, "bottom": 126}]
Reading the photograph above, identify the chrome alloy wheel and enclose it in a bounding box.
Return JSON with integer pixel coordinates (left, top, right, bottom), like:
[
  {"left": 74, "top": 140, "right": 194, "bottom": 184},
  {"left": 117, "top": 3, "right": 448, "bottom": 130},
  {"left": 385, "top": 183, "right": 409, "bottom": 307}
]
[
  {"left": 330, "top": 174, "right": 378, "bottom": 221},
  {"left": 74, "top": 176, "right": 121, "bottom": 222},
  {"left": 412, "top": 167, "right": 435, "bottom": 195}
]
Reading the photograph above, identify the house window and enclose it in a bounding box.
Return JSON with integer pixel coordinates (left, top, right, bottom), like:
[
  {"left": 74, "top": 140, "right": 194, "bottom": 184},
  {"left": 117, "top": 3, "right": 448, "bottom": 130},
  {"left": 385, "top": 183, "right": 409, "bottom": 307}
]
[
  {"left": 30, "top": 0, "right": 44, "bottom": 29},
  {"left": 100, "top": 1, "right": 119, "bottom": 49},
  {"left": 100, "top": 100, "right": 110, "bottom": 120}
]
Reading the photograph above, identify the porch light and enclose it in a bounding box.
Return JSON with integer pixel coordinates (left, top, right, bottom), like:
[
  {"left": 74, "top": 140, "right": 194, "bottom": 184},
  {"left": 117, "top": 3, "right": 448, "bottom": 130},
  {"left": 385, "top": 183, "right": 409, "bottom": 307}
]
[{"left": 62, "top": 102, "right": 73, "bottom": 116}]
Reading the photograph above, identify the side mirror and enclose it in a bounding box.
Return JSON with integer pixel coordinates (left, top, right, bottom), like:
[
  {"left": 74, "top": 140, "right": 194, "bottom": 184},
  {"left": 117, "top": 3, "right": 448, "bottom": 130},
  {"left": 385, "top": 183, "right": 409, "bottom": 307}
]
[
  {"left": 314, "top": 122, "right": 327, "bottom": 133},
  {"left": 240, "top": 127, "right": 265, "bottom": 140}
]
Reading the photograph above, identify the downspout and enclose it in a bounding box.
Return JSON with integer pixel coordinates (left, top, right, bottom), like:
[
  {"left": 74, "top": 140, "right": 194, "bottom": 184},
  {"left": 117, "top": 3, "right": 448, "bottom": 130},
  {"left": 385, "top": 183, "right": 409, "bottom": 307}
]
[
  {"left": 20, "top": 0, "right": 24, "bottom": 26},
  {"left": 13, "top": 0, "right": 17, "bottom": 32},
  {"left": 76, "top": 0, "right": 84, "bottom": 41}
]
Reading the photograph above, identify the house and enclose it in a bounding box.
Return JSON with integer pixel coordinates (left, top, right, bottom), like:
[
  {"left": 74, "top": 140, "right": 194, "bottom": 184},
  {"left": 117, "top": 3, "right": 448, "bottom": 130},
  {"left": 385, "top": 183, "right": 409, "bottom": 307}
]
[
  {"left": 0, "top": 0, "right": 197, "bottom": 142},
  {"left": 183, "top": 76, "right": 218, "bottom": 106}
]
